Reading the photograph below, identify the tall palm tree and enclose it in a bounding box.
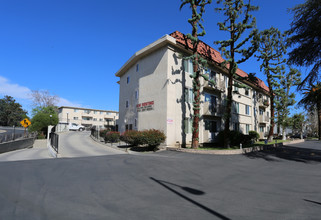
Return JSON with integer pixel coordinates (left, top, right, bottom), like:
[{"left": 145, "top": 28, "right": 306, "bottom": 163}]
[{"left": 298, "top": 83, "right": 321, "bottom": 140}]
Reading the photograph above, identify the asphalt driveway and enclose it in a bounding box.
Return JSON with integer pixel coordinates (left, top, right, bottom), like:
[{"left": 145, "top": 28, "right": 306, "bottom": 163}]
[{"left": 0, "top": 139, "right": 320, "bottom": 220}]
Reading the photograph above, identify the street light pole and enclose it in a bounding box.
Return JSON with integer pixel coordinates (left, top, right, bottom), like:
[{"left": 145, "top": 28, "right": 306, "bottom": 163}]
[
  {"left": 13, "top": 125, "right": 15, "bottom": 140},
  {"left": 50, "top": 115, "right": 52, "bottom": 125}
]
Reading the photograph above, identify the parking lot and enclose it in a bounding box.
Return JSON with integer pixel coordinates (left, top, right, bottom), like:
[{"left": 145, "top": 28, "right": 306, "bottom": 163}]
[{"left": 0, "top": 139, "right": 320, "bottom": 219}]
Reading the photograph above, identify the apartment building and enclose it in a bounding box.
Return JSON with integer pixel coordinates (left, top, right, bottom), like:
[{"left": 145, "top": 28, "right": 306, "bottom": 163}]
[
  {"left": 116, "top": 31, "right": 270, "bottom": 147},
  {"left": 58, "top": 106, "right": 118, "bottom": 130}
]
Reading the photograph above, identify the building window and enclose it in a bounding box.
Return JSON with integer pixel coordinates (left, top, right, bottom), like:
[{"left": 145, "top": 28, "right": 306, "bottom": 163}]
[
  {"left": 94, "top": 111, "right": 97, "bottom": 114},
  {"left": 205, "top": 120, "right": 217, "bottom": 132},
  {"left": 99, "top": 119, "right": 103, "bottom": 121},
  {"left": 245, "top": 105, "right": 250, "bottom": 115},
  {"left": 234, "top": 85, "right": 239, "bottom": 93},
  {"left": 184, "top": 59, "right": 193, "bottom": 74},
  {"left": 84, "top": 110, "right": 91, "bottom": 114},
  {"left": 233, "top": 123, "right": 240, "bottom": 132},
  {"left": 93, "top": 118, "right": 97, "bottom": 121},
  {"left": 205, "top": 93, "right": 217, "bottom": 112},
  {"left": 233, "top": 102, "right": 239, "bottom": 113},
  {"left": 185, "top": 88, "right": 193, "bottom": 103},
  {"left": 259, "top": 108, "right": 264, "bottom": 115},
  {"left": 74, "top": 109, "right": 78, "bottom": 113},
  {"left": 126, "top": 100, "right": 129, "bottom": 108},
  {"left": 126, "top": 124, "right": 133, "bottom": 131},
  {"left": 205, "top": 68, "right": 216, "bottom": 82},
  {"left": 136, "top": 64, "right": 139, "bottom": 72},
  {"left": 245, "top": 88, "right": 249, "bottom": 96},
  {"left": 184, "top": 118, "right": 192, "bottom": 134},
  {"left": 246, "top": 124, "right": 250, "bottom": 134},
  {"left": 73, "top": 117, "right": 78, "bottom": 120},
  {"left": 224, "top": 75, "right": 228, "bottom": 88},
  {"left": 135, "top": 90, "right": 139, "bottom": 100},
  {"left": 259, "top": 126, "right": 264, "bottom": 133},
  {"left": 127, "top": 76, "right": 130, "bottom": 84}
]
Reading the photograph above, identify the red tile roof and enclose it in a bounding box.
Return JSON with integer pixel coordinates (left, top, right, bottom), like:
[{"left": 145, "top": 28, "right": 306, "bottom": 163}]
[{"left": 169, "top": 31, "right": 269, "bottom": 93}]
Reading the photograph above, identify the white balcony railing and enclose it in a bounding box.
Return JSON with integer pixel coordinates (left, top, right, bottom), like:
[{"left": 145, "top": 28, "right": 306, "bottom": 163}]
[
  {"left": 259, "top": 115, "right": 270, "bottom": 123},
  {"left": 203, "top": 79, "right": 225, "bottom": 92},
  {"left": 203, "top": 102, "right": 224, "bottom": 116}
]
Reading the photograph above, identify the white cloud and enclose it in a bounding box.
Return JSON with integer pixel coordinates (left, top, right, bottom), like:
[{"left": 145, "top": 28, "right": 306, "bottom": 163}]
[
  {"left": 57, "top": 97, "right": 82, "bottom": 108},
  {"left": 0, "top": 76, "right": 32, "bottom": 99},
  {"left": 0, "top": 75, "right": 82, "bottom": 108}
]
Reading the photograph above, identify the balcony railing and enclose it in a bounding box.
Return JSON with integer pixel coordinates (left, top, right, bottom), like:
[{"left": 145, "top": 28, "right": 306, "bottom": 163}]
[
  {"left": 203, "top": 79, "right": 225, "bottom": 92},
  {"left": 258, "top": 98, "right": 269, "bottom": 107},
  {"left": 259, "top": 115, "right": 270, "bottom": 123},
  {"left": 203, "top": 102, "right": 224, "bottom": 116}
]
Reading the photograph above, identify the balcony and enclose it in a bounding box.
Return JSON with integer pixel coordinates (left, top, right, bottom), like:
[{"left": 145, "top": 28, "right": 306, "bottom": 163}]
[
  {"left": 259, "top": 115, "right": 270, "bottom": 123},
  {"left": 203, "top": 102, "right": 224, "bottom": 116},
  {"left": 258, "top": 98, "right": 269, "bottom": 108},
  {"left": 203, "top": 79, "right": 225, "bottom": 92}
]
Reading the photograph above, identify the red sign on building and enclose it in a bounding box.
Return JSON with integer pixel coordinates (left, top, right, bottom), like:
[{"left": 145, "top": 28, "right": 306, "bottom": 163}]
[{"left": 137, "top": 101, "right": 154, "bottom": 112}]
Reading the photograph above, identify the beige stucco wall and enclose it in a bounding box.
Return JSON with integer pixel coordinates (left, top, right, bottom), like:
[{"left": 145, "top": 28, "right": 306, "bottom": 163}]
[
  {"left": 117, "top": 35, "right": 271, "bottom": 147},
  {"left": 118, "top": 46, "right": 169, "bottom": 137}
]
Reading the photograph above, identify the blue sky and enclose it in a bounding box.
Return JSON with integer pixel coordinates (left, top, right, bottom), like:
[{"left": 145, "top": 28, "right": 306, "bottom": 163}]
[{"left": 0, "top": 0, "right": 306, "bottom": 115}]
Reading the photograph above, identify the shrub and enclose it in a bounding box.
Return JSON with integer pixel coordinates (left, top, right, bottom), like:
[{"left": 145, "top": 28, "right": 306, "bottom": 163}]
[
  {"left": 120, "top": 129, "right": 166, "bottom": 150},
  {"left": 99, "top": 129, "right": 108, "bottom": 139},
  {"left": 105, "top": 131, "right": 120, "bottom": 143},
  {"left": 37, "top": 132, "right": 46, "bottom": 139},
  {"left": 120, "top": 130, "right": 144, "bottom": 146},
  {"left": 248, "top": 130, "right": 260, "bottom": 142},
  {"left": 142, "top": 129, "right": 166, "bottom": 150},
  {"left": 217, "top": 130, "right": 244, "bottom": 147}
]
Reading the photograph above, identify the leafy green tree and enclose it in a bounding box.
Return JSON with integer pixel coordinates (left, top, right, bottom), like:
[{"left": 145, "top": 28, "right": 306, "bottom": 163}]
[
  {"left": 255, "top": 27, "right": 287, "bottom": 142},
  {"left": 287, "top": 0, "right": 321, "bottom": 88},
  {"left": 291, "top": 113, "right": 305, "bottom": 139},
  {"left": 29, "top": 106, "right": 58, "bottom": 137},
  {"left": 275, "top": 68, "right": 301, "bottom": 140},
  {"left": 214, "top": 0, "right": 258, "bottom": 148},
  {"left": 0, "top": 95, "right": 28, "bottom": 126},
  {"left": 298, "top": 83, "right": 321, "bottom": 140},
  {"left": 180, "top": 0, "right": 212, "bottom": 148}
]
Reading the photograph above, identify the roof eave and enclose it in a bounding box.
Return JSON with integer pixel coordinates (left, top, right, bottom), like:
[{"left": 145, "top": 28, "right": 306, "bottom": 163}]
[{"left": 115, "top": 35, "right": 177, "bottom": 77}]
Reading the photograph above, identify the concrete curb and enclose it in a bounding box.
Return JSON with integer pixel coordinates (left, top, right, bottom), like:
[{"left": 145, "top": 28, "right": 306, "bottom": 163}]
[
  {"left": 166, "top": 139, "right": 306, "bottom": 155},
  {"left": 90, "top": 135, "right": 129, "bottom": 154}
]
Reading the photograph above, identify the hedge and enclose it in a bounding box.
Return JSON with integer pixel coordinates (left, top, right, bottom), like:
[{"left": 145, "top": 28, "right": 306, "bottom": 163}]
[
  {"left": 120, "top": 129, "right": 166, "bottom": 150},
  {"left": 217, "top": 130, "right": 255, "bottom": 147},
  {"left": 105, "top": 131, "right": 120, "bottom": 143},
  {"left": 99, "top": 129, "right": 108, "bottom": 139}
]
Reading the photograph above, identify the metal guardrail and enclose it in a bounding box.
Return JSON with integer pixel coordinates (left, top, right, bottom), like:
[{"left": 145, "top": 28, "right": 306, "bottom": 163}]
[
  {"left": 49, "top": 132, "right": 59, "bottom": 153},
  {"left": 91, "top": 128, "right": 99, "bottom": 139},
  {"left": 0, "top": 132, "right": 37, "bottom": 144}
]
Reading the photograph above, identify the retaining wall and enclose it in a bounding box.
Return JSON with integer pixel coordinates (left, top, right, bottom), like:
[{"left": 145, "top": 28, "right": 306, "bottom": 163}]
[{"left": 0, "top": 138, "right": 35, "bottom": 154}]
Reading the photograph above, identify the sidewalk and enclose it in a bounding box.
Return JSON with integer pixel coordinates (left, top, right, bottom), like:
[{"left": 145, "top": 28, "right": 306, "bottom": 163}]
[{"left": 0, "top": 139, "right": 51, "bottom": 162}]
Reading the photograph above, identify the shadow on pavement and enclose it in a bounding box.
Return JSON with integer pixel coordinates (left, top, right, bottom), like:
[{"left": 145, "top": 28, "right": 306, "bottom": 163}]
[
  {"left": 304, "top": 199, "right": 321, "bottom": 206},
  {"left": 150, "top": 177, "right": 231, "bottom": 220},
  {"left": 245, "top": 145, "right": 321, "bottom": 163}
]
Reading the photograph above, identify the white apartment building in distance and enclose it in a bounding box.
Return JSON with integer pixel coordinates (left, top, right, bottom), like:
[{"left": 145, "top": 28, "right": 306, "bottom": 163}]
[
  {"left": 116, "top": 31, "right": 271, "bottom": 147},
  {"left": 58, "top": 106, "right": 118, "bottom": 130}
]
